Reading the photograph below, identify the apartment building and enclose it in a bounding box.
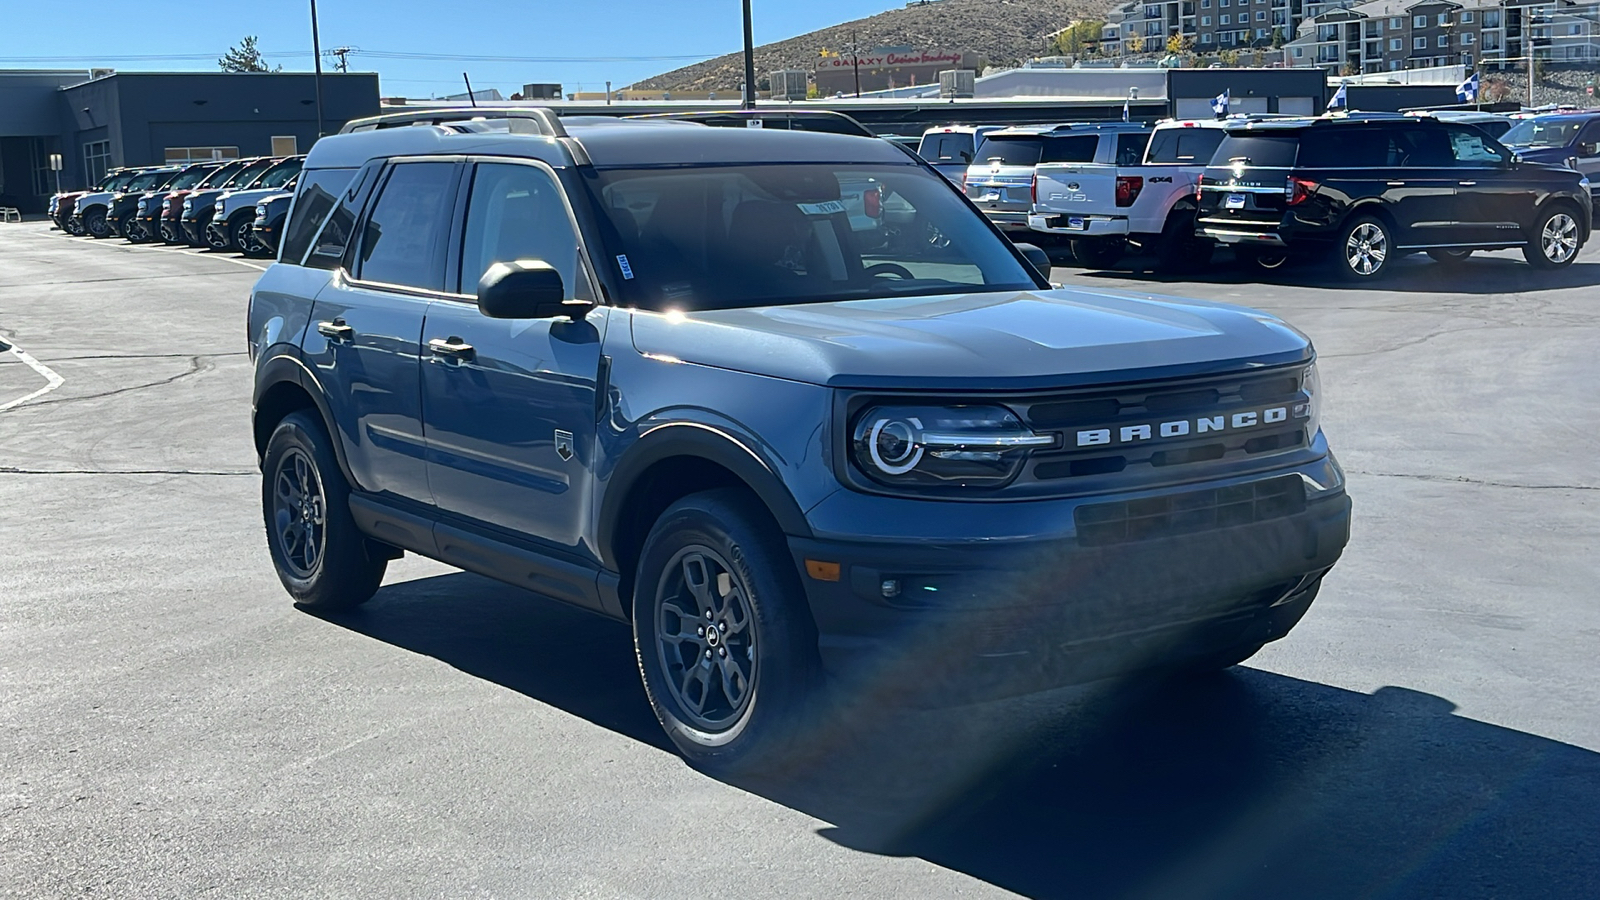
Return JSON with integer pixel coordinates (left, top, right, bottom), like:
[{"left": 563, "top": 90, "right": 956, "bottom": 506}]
[
  {"left": 1282, "top": 0, "right": 1600, "bottom": 72},
  {"left": 1101, "top": 0, "right": 1598, "bottom": 65}
]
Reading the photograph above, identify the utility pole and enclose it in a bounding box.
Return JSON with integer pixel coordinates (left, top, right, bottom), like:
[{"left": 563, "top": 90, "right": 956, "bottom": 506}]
[
  {"left": 852, "top": 30, "right": 861, "bottom": 98},
  {"left": 309, "top": 0, "right": 326, "bottom": 137},
  {"left": 741, "top": 0, "right": 756, "bottom": 109},
  {"left": 329, "top": 46, "right": 355, "bottom": 73}
]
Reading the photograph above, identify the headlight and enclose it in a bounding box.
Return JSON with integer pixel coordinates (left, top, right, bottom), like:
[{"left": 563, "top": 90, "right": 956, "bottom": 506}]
[
  {"left": 850, "top": 404, "right": 1053, "bottom": 489},
  {"left": 137, "top": 200, "right": 147, "bottom": 213},
  {"left": 182, "top": 199, "right": 193, "bottom": 211},
  {"left": 214, "top": 200, "right": 226, "bottom": 213},
  {"left": 254, "top": 205, "right": 268, "bottom": 220},
  {"left": 161, "top": 199, "right": 171, "bottom": 212},
  {"left": 1297, "top": 362, "right": 1321, "bottom": 440}
]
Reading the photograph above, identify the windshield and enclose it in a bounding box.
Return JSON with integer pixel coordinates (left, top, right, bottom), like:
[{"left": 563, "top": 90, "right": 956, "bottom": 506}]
[
  {"left": 167, "top": 167, "right": 215, "bottom": 191},
  {"left": 256, "top": 159, "right": 304, "bottom": 189},
  {"left": 124, "top": 171, "right": 171, "bottom": 192},
  {"left": 99, "top": 171, "right": 135, "bottom": 191},
  {"left": 197, "top": 162, "right": 246, "bottom": 189},
  {"left": 1213, "top": 134, "right": 1300, "bottom": 168},
  {"left": 224, "top": 159, "right": 276, "bottom": 188},
  {"left": 583, "top": 163, "right": 1037, "bottom": 312},
  {"left": 920, "top": 132, "right": 976, "bottom": 163},
  {"left": 1500, "top": 117, "right": 1584, "bottom": 147}
]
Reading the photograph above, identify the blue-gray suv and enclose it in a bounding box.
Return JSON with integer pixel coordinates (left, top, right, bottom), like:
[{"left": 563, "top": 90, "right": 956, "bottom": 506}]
[{"left": 248, "top": 108, "right": 1351, "bottom": 772}]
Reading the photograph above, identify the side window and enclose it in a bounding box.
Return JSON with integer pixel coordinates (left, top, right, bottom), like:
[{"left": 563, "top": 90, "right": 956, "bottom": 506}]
[
  {"left": 1386, "top": 129, "right": 1454, "bottom": 167},
  {"left": 1446, "top": 126, "right": 1507, "bottom": 165},
  {"left": 1144, "top": 130, "right": 1180, "bottom": 164},
  {"left": 1576, "top": 121, "right": 1600, "bottom": 157},
  {"left": 280, "top": 168, "right": 354, "bottom": 264},
  {"left": 458, "top": 162, "right": 593, "bottom": 299},
  {"left": 1178, "top": 129, "right": 1226, "bottom": 164},
  {"left": 354, "top": 161, "right": 457, "bottom": 291},
  {"left": 305, "top": 162, "right": 378, "bottom": 270},
  {"left": 1300, "top": 128, "right": 1388, "bottom": 168},
  {"left": 1039, "top": 135, "right": 1101, "bottom": 163},
  {"left": 1116, "top": 132, "right": 1151, "bottom": 166}
]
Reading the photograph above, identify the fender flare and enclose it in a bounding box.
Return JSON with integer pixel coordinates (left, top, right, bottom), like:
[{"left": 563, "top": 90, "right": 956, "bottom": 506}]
[
  {"left": 252, "top": 350, "right": 358, "bottom": 486},
  {"left": 596, "top": 422, "right": 813, "bottom": 572}
]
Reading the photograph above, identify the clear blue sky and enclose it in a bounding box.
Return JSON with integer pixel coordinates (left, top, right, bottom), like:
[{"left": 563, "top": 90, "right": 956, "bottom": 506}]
[{"left": 0, "top": 0, "right": 903, "bottom": 97}]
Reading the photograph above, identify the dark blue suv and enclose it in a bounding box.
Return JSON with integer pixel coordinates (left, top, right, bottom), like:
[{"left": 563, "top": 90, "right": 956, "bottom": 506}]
[
  {"left": 1501, "top": 112, "right": 1600, "bottom": 197},
  {"left": 248, "top": 108, "right": 1351, "bottom": 772}
]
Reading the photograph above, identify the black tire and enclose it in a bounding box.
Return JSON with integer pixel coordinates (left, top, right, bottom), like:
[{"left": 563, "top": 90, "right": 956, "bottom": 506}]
[
  {"left": 1237, "top": 246, "right": 1290, "bottom": 271},
  {"left": 159, "top": 221, "right": 181, "bottom": 244},
  {"left": 1427, "top": 248, "right": 1473, "bottom": 265},
  {"left": 1069, "top": 237, "right": 1126, "bottom": 270},
  {"left": 632, "top": 488, "right": 822, "bottom": 774},
  {"left": 230, "top": 215, "right": 253, "bottom": 254},
  {"left": 1332, "top": 214, "right": 1394, "bottom": 280},
  {"left": 187, "top": 212, "right": 213, "bottom": 248},
  {"left": 113, "top": 212, "right": 136, "bottom": 240},
  {"left": 1152, "top": 208, "right": 1213, "bottom": 274},
  {"left": 1523, "top": 203, "right": 1583, "bottom": 270},
  {"left": 84, "top": 208, "right": 110, "bottom": 239},
  {"left": 261, "top": 410, "right": 386, "bottom": 611}
]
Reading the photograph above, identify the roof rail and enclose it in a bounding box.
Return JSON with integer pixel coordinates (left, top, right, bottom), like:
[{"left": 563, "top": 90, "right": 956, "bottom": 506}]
[{"left": 339, "top": 107, "right": 567, "bottom": 137}]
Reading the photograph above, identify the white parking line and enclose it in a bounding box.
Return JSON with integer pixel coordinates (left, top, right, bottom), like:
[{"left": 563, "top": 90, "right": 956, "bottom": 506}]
[{"left": 0, "top": 340, "right": 66, "bottom": 412}]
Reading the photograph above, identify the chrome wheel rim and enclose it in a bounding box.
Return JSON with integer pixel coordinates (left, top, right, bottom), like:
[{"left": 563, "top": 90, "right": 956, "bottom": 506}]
[
  {"left": 1345, "top": 222, "right": 1387, "bottom": 275},
  {"left": 652, "top": 546, "right": 757, "bottom": 732},
  {"left": 271, "top": 447, "right": 326, "bottom": 580},
  {"left": 235, "top": 220, "right": 253, "bottom": 252},
  {"left": 1541, "top": 213, "right": 1578, "bottom": 264}
]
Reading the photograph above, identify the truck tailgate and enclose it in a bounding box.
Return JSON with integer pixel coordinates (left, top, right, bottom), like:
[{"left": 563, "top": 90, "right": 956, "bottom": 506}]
[{"left": 1032, "top": 163, "right": 1122, "bottom": 219}]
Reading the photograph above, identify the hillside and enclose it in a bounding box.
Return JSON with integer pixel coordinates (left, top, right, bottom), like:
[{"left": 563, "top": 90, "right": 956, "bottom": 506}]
[{"left": 631, "top": 0, "right": 1104, "bottom": 92}]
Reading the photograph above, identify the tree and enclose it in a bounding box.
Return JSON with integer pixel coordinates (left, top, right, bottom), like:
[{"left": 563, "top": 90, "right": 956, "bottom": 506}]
[
  {"left": 1166, "top": 34, "right": 1184, "bottom": 54},
  {"left": 218, "top": 36, "right": 279, "bottom": 73},
  {"left": 1056, "top": 20, "right": 1106, "bottom": 56},
  {"left": 1126, "top": 33, "right": 1146, "bottom": 55},
  {"left": 1271, "top": 27, "right": 1286, "bottom": 49},
  {"left": 1219, "top": 48, "right": 1239, "bottom": 66},
  {"left": 1482, "top": 75, "right": 1512, "bottom": 103}
]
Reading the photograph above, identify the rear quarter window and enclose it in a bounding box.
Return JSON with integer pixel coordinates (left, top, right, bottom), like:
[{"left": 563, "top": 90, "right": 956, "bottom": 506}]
[
  {"left": 280, "top": 168, "right": 357, "bottom": 264},
  {"left": 1146, "top": 129, "right": 1227, "bottom": 165}
]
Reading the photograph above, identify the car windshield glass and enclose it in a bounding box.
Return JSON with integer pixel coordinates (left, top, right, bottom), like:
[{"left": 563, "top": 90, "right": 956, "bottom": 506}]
[
  {"left": 198, "top": 163, "right": 245, "bottom": 189},
  {"left": 920, "top": 132, "right": 975, "bottom": 163},
  {"left": 1501, "top": 117, "right": 1584, "bottom": 147},
  {"left": 168, "top": 168, "right": 213, "bottom": 190},
  {"left": 256, "top": 160, "right": 303, "bottom": 189},
  {"left": 583, "top": 163, "right": 1037, "bottom": 312},
  {"left": 100, "top": 172, "right": 134, "bottom": 190},
  {"left": 978, "top": 134, "right": 1100, "bottom": 166},
  {"left": 1214, "top": 133, "right": 1300, "bottom": 167},
  {"left": 225, "top": 160, "right": 275, "bottom": 188},
  {"left": 125, "top": 171, "right": 169, "bottom": 191}
]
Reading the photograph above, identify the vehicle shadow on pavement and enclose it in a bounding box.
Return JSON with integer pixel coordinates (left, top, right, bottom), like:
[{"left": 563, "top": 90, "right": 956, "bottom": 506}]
[
  {"left": 1067, "top": 252, "right": 1600, "bottom": 295},
  {"left": 325, "top": 571, "right": 1600, "bottom": 900}
]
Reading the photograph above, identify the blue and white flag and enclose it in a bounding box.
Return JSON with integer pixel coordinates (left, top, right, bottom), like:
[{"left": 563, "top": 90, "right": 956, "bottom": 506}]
[
  {"left": 1329, "top": 82, "right": 1348, "bottom": 109},
  {"left": 1456, "top": 72, "right": 1480, "bottom": 102},
  {"left": 1211, "top": 89, "right": 1230, "bottom": 116},
  {"left": 1123, "top": 96, "right": 1131, "bottom": 121}
]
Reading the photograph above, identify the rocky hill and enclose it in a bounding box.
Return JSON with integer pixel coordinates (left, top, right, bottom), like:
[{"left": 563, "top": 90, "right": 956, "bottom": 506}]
[{"left": 631, "top": 0, "right": 1105, "bottom": 92}]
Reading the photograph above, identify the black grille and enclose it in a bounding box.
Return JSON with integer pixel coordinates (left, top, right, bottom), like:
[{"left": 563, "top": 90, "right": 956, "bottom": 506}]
[{"left": 1074, "top": 475, "right": 1306, "bottom": 546}]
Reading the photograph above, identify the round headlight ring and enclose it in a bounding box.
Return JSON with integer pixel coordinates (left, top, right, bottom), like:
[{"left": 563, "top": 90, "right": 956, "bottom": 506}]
[{"left": 868, "top": 416, "right": 924, "bottom": 475}]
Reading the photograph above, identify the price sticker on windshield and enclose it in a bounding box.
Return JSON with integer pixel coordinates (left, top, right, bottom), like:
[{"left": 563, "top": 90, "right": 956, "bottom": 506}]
[{"left": 797, "top": 200, "right": 847, "bottom": 216}]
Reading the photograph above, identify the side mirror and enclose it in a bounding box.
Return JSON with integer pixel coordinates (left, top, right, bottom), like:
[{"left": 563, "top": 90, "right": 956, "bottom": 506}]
[
  {"left": 476, "top": 259, "right": 593, "bottom": 320},
  {"left": 1580, "top": 142, "right": 1599, "bottom": 158},
  {"left": 1014, "top": 242, "right": 1052, "bottom": 279}
]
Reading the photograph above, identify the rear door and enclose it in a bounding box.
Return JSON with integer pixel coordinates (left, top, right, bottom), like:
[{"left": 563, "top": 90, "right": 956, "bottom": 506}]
[
  {"left": 420, "top": 159, "right": 608, "bottom": 563},
  {"left": 302, "top": 158, "right": 460, "bottom": 502},
  {"left": 1376, "top": 126, "right": 1461, "bottom": 246}
]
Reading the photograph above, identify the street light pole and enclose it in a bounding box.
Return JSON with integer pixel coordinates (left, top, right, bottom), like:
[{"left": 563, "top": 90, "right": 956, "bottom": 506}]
[
  {"left": 310, "top": 0, "right": 326, "bottom": 137},
  {"left": 742, "top": 0, "right": 756, "bottom": 109}
]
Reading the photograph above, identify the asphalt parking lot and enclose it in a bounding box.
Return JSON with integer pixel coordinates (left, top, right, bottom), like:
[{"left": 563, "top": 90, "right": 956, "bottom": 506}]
[{"left": 2, "top": 222, "right": 1597, "bottom": 899}]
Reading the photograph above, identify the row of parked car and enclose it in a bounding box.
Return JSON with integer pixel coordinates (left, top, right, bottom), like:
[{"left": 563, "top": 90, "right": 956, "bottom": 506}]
[
  {"left": 917, "top": 109, "right": 1598, "bottom": 279},
  {"left": 47, "top": 154, "right": 301, "bottom": 258}
]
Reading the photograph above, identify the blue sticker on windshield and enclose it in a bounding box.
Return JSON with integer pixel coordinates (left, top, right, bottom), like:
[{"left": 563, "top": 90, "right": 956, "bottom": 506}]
[{"left": 616, "top": 254, "right": 634, "bottom": 280}]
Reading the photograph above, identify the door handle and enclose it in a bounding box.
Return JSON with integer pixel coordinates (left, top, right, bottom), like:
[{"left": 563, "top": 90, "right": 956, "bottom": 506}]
[
  {"left": 428, "top": 337, "right": 475, "bottom": 362},
  {"left": 316, "top": 319, "right": 353, "bottom": 342},
  {"left": 1458, "top": 181, "right": 1477, "bottom": 186}
]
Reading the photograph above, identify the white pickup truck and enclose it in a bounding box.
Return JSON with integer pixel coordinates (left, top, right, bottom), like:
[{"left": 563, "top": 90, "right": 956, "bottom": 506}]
[{"left": 1028, "top": 118, "right": 1235, "bottom": 271}]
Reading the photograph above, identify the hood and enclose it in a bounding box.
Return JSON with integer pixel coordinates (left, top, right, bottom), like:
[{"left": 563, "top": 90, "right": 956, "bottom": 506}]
[
  {"left": 1510, "top": 146, "right": 1576, "bottom": 163},
  {"left": 629, "top": 288, "right": 1312, "bottom": 391},
  {"left": 78, "top": 191, "right": 113, "bottom": 206}
]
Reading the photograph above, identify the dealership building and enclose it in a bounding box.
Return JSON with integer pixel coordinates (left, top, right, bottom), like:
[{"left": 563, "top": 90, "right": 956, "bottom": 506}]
[{"left": 0, "top": 69, "right": 380, "bottom": 213}]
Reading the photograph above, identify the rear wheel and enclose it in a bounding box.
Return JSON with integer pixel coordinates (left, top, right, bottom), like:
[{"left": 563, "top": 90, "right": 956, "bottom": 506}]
[
  {"left": 1333, "top": 215, "right": 1393, "bottom": 280},
  {"left": 261, "top": 411, "right": 387, "bottom": 611},
  {"left": 1069, "top": 237, "right": 1126, "bottom": 270},
  {"left": 633, "top": 489, "right": 822, "bottom": 775},
  {"left": 1524, "top": 204, "right": 1582, "bottom": 270},
  {"left": 1427, "top": 248, "right": 1473, "bottom": 265},
  {"left": 1152, "top": 208, "right": 1213, "bottom": 274},
  {"left": 1237, "top": 247, "right": 1289, "bottom": 271}
]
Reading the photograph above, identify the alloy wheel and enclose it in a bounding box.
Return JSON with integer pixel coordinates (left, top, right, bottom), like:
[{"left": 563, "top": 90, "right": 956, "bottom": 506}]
[
  {"left": 234, "top": 219, "right": 254, "bottom": 254},
  {"left": 271, "top": 447, "right": 326, "bottom": 580},
  {"left": 1344, "top": 222, "right": 1387, "bottom": 276},
  {"left": 1541, "top": 212, "right": 1579, "bottom": 265},
  {"left": 652, "top": 546, "right": 758, "bottom": 733}
]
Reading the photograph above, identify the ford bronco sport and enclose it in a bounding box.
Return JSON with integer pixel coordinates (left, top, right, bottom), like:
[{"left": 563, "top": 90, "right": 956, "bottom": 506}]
[{"left": 249, "top": 108, "right": 1351, "bottom": 772}]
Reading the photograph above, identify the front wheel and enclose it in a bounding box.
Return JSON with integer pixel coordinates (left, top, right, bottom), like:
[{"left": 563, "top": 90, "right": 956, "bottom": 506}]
[
  {"left": 1237, "top": 247, "right": 1289, "bottom": 271},
  {"left": 261, "top": 411, "right": 387, "bottom": 610},
  {"left": 633, "top": 489, "right": 821, "bottom": 774},
  {"left": 85, "top": 209, "right": 110, "bottom": 239},
  {"left": 1427, "top": 248, "right": 1473, "bottom": 265},
  {"left": 1524, "top": 205, "right": 1582, "bottom": 270},
  {"left": 1333, "top": 215, "right": 1393, "bottom": 280},
  {"left": 231, "top": 216, "right": 254, "bottom": 254},
  {"left": 1069, "top": 236, "right": 1126, "bottom": 270}
]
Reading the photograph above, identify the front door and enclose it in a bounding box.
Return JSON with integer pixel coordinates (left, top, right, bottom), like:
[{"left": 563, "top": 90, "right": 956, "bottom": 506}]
[
  {"left": 1443, "top": 124, "right": 1534, "bottom": 245},
  {"left": 302, "top": 159, "right": 459, "bottom": 503},
  {"left": 421, "top": 160, "right": 608, "bottom": 559}
]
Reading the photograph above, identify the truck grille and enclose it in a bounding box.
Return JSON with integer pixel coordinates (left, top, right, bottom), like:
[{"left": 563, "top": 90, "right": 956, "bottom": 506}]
[{"left": 1074, "top": 475, "right": 1306, "bottom": 546}]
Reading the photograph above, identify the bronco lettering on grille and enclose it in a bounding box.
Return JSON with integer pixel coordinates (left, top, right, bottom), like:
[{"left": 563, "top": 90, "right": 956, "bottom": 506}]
[{"left": 1076, "top": 405, "right": 1296, "bottom": 447}]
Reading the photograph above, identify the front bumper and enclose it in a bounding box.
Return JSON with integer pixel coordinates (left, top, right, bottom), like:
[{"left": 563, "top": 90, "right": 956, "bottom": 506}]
[
  {"left": 1029, "top": 213, "right": 1130, "bottom": 237},
  {"left": 788, "top": 465, "right": 1350, "bottom": 703}
]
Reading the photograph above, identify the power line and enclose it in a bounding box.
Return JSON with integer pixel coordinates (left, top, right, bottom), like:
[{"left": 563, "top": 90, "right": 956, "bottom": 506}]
[{"left": 0, "top": 49, "right": 715, "bottom": 64}]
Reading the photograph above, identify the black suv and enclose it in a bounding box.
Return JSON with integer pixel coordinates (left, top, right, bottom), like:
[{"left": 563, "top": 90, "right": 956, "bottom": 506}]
[{"left": 1197, "top": 117, "right": 1593, "bottom": 278}]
